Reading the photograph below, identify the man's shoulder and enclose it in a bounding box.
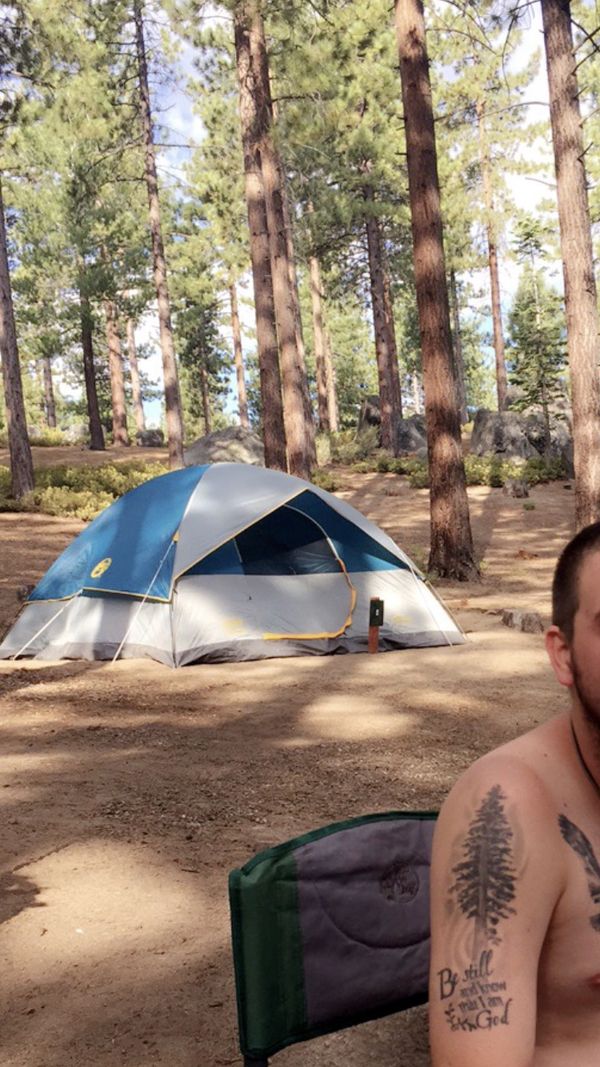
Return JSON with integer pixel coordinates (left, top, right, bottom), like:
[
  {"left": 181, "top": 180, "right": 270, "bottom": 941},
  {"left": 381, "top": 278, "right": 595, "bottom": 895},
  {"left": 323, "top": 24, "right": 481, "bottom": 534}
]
[{"left": 437, "top": 717, "right": 566, "bottom": 837}]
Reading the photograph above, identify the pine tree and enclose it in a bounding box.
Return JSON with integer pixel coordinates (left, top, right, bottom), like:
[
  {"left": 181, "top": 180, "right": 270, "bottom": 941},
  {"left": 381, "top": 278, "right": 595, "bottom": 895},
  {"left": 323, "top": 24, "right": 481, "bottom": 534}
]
[
  {"left": 508, "top": 218, "right": 566, "bottom": 452},
  {"left": 133, "top": 0, "right": 184, "bottom": 467},
  {"left": 541, "top": 0, "right": 600, "bottom": 527},
  {"left": 396, "top": 0, "right": 478, "bottom": 581},
  {"left": 451, "top": 785, "right": 517, "bottom": 955}
]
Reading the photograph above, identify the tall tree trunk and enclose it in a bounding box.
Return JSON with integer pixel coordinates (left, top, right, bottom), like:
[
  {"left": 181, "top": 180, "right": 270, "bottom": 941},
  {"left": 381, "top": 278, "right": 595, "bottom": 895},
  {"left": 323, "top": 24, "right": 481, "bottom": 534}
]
[
  {"left": 396, "top": 0, "right": 478, "bottom": 580},
  {"left": 233, "top": 0, "right": 287, "bottom": 471},
  {"left": 476, "top": 100, "right": 508, "bottom": 412},
  {"left": 382, "top": 263, "right": 403, "bottom": 422},
  {"left": 229, "top": 282, "right": 249, "bottom": 430},
  {"left": 42, "top": 354, "right": 56, "bottom": 428},
  {"left": 0, "top": 177, "right": 34, "bottom": 499},
  {"left": 126, "top": 317, "right": 146, "bottom": 437},
  {"left": 412, "top": 371, "right": 422, "bottom": 415},
  {"left": 199, "top": 360, "right": 211, "bottom": 434},
  {"left": 323, "top": 326, "right": 339, "bottom": 433},
  {"left": 449, "top": 268, "right": 468, "bottom": 424},
  {"left": 79, "top": 283, "right": 105, "bottom": 451},
  {"left": 133, "top": 0, "right": 184, "bottom": 468},
  {"left": 280, "top": 168, "right": 316, "bottom": 468},
  {"left": 104, "top": 300, "right": 129, "bottom": 447},
  {"left": 363, "top": 182, "right": 401, "bottom": 454},
  {"left": 309, "top": 252, "right": 330, "bottom": 433},
  {"left": 248, "top": 6, "right": 314, "bottom": 479},
  {"left": 541, "top": 0, "right": 600, "bottom": 527}
]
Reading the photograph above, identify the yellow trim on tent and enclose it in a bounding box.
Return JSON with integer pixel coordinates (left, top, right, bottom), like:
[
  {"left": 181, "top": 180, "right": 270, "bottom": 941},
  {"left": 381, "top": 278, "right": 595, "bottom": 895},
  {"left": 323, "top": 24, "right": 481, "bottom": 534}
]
[
  {"left": 262, "top": 558, "right": 357, "bottom": 641},
  {"left": 171, "top": 488, "right": 306, "bottom": 590},
  {"left": 31, "top": 587, "right": 170, "bottom": 605}
]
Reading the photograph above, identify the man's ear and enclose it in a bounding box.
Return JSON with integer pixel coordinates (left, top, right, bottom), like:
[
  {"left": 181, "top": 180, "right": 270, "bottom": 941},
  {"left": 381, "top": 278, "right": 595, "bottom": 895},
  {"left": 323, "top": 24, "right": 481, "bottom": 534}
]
[{"left": 545, "top": 625, "right": 574, "bottom": 688}]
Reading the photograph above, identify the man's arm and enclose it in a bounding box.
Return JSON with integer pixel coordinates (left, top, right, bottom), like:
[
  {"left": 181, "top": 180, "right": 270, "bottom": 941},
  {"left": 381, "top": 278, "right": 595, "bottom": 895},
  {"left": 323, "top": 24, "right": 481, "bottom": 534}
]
[{"left": 429, "top": 754, "right": 565, "bottom": 1067}]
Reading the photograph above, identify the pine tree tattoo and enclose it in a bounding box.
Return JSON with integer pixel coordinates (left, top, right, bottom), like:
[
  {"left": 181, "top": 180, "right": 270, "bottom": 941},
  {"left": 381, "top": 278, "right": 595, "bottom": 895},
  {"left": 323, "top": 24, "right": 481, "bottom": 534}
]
[{"left": 451, "top": 785, "right": 517, "bottom": 953}]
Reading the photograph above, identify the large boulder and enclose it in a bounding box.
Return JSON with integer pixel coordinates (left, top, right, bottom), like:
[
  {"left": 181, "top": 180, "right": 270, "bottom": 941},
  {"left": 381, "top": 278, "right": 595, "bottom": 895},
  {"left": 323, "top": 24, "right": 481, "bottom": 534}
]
[
  {"left": 184, "top": 426, "right": 265, "bottom": 467},
  {"left": 357, "top": 396, "right": 428, "bottom": 455},
  {"left": 136, "top": 428, "right": 164, "bottom": 447},
  {"left": 395, "top": 415, "right": 427, "bottom": 454},
  {"left": 470, "top": 409, "right": 574, "bottom": 474},
  {"left": 471, "top": 410, "right": 539, "bottom": 460}
]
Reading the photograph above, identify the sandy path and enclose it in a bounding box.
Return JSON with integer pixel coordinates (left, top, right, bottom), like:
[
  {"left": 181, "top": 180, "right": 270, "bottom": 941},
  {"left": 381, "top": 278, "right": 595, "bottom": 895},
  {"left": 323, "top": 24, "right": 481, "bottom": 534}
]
[{"left": 0, "top": 467, "right": 575, "bottom": 1065}]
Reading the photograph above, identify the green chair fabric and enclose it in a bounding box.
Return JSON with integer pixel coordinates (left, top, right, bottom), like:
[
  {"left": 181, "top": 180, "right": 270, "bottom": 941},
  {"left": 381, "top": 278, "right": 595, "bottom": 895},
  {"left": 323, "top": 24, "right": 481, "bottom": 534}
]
[{"left": 229, "top": 811, "right": 437, "bottom": 1063}]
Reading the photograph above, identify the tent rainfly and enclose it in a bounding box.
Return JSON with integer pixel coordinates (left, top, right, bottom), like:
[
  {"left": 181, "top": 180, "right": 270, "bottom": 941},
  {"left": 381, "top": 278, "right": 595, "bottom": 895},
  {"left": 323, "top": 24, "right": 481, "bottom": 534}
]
[{"left": 0, "top": 463, "right": 464, "bottom": 666}]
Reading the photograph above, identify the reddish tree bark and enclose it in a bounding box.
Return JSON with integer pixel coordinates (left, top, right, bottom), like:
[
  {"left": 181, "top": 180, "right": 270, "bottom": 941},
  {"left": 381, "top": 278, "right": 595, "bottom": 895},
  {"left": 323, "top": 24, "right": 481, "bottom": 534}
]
[
  {"left": 363, "top": 182, "right": 402, "bottom": 454},
  {"left": 541, "top": 0, "right": 600, "bottom": 527},
  {"left": 449, "top": 268, "right": 468, "bottom": 424},
  {"left": 323, "top": 327, "right": 339, "bottom": 434},
  {"left": 126, "top": 318, "right": 146, "bottom": 437},
  {"left": 0, "top": 177, "right": 34, "bottom": 498},
  {"left": 134, "top": 0, "right": 184, "bottom": 468},
  {"left": 42, "top": 354, "right": 56, "bottom": 429},
  {"left": 396, "top": 0, "right": 478, "bottom": 580},
  {"left": 229, "top": 283, "right": 249, "bottom": 430},
  {"left": 234, "top": 0, "right": 287, "bottom": 471},
  {"left": 78, "top": 282, "right": 105, "bottom": 451},
  {"left": 309, "top": 252, "right": 329, "bottom": 433},
  {"left": 248, "top": 6, "right": 315, "bottom": 478},
  {"left": 476, "top": 100, "right": 508, "bottom": 412},
  {"left": 104, "top": 300, "right": 129, "bottom": 447}
]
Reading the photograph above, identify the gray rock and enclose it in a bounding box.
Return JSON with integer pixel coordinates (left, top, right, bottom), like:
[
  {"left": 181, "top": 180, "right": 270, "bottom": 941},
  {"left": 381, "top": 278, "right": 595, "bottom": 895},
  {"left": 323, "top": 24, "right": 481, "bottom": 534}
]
[
  {"left": 357, "top": 395, "right": 382, "bottom": 434},
  {"left": 136, "top": 428, "right": 164, "bottom": 447},
  {"left": 471, "top": 410, "right": 539, "bottom": 460},
  {"left": 501, "top": 609, "right": 544, "bottom": 634},
  {"left": 184, "top": 426, "right": 265, "bottom": 467},
  {"left": 62, "top": 423, "right": 88, "bottom": 444},
  {"left": 502, "top": 477, "right": 529, "bottom": 498},
  {"left": 471, "top": 409, "right": 573, "bottom": 473},
  {"left": 396, "top": 415, "right": 427, "bottom": 454}
]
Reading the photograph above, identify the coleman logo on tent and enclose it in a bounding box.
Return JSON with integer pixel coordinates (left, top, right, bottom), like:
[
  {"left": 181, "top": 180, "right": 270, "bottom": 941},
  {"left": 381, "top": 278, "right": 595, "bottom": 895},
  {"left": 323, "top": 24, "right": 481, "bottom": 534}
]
[{"left": 90, "top": 557, "right": 112, "bottom": 579}]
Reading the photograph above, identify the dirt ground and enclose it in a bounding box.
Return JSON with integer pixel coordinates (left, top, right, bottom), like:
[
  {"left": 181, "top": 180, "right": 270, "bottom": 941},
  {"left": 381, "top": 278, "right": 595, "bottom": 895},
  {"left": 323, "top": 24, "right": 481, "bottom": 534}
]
[{"left": 0, "top": 450, "right": 577, "bottom": 1066}]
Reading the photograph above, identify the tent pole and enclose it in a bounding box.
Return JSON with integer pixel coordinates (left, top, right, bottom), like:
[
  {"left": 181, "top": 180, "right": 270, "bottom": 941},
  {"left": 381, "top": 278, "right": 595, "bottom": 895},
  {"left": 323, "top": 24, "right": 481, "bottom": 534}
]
[
  {"left": 111, "top": 540, "right": 176, "bottom": 664},
  {"left": 10, "top": 599, "right": 71, "bottom": 660}
]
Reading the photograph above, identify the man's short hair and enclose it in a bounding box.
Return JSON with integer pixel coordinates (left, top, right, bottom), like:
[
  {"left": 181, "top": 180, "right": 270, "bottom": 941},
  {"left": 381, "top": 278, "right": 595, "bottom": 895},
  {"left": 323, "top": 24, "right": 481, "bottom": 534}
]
[{"left": 552, "top": 522, "right": 600, "bottom": 640}]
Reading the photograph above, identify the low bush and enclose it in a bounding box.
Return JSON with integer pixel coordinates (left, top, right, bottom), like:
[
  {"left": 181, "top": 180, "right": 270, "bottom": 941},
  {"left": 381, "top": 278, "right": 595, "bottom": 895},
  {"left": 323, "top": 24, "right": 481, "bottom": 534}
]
[
  {"left": 310, "top": 468, "right": 338, "bottom": 492},
  {"left": 0, "top": 460, "right": 170, "bottom": 520},
  {"left": 28, "top": 428, "right": 70, "bottom": 447},
  {"left": 330, "top": 426, "right": 379, "bottom": 464}
]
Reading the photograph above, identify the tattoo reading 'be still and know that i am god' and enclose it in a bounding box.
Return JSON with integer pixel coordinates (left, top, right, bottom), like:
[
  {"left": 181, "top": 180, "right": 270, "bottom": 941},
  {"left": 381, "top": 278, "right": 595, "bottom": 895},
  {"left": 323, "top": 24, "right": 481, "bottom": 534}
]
[{"left": 438, "top": 785, "right": 517, "bottom": 1034}]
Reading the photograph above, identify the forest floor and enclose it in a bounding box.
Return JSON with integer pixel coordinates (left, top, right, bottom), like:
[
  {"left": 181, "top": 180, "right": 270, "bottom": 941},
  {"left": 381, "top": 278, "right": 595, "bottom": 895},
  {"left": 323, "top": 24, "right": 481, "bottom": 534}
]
[{"left": 0, "top": 447, "right": 576, "bottom": 1066}]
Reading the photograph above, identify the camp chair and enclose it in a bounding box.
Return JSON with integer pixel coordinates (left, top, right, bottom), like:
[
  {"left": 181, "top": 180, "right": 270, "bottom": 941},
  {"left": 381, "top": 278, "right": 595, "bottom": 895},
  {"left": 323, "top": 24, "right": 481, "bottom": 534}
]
[{"left": 229, "top": 811, "right": 436, "bottom": 1065}]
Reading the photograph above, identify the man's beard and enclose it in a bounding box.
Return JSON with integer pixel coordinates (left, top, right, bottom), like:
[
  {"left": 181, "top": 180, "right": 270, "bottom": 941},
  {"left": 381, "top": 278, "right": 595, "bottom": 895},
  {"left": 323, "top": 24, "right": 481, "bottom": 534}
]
[{"left": 572, "top": 647, "right": 600, "bottom": 739}]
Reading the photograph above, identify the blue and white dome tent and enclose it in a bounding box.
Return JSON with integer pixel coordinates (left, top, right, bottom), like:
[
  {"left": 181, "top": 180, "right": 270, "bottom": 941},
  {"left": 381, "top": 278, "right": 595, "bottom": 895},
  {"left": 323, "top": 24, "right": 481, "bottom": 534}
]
[{"left": 0, "top": 463, "right": 464, "bottom": 666}]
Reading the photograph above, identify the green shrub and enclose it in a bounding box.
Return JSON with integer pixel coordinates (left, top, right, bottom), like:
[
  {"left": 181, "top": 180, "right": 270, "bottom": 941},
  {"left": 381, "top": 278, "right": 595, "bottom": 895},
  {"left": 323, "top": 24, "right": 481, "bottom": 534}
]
[
  {"left": 408, "top": 462, "right": 429, "bottom": 489},
  {"left": 34, "top": 485, "right": 114, "bottom": 521},
  {"left": 375, "top": 450, "right": 393, "bottom": 473},
  {"left": 330, "top": 426, "right": 379, "bottom": 464},
  {"left": 521, "top": 455, "right": 567, "bottom": 485},
  {"left": 310, "top": 468, "right": 338, "bottom": 492},
  {"left": 462, "top": 454, "right": 566, "bottom": 488},
  {"left": 28, "top": 428, "right": 70, "bottom": 447},
  {"left": 523, "top": 501, "right": 536, "bottom": 511},
  {"left": 315, "top": 433, "right": 332, "bottom": 467}
]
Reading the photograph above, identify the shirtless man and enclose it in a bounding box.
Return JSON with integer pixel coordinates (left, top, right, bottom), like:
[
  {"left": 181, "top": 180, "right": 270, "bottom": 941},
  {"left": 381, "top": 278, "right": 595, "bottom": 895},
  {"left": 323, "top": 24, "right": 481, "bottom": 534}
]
[{"left": 429, "top": 522, "right": 600, "bottom": 1067}]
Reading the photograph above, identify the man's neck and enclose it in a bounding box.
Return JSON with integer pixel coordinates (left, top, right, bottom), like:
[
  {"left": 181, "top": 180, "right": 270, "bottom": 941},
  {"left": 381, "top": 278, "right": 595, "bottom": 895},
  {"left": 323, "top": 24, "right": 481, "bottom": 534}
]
[{"left": 571, "top": 707, "right": 600, "bottom": 795}]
